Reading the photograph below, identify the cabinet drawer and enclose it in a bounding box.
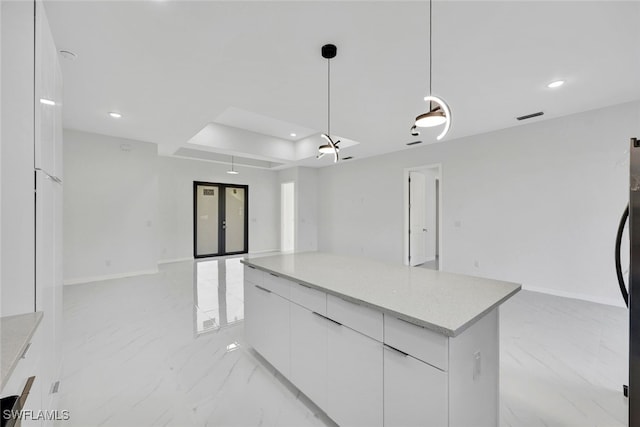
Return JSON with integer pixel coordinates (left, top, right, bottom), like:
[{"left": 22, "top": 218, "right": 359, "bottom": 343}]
[
  {"left": 384, "top": 345, "right": 448, "bottom": 427},
  {"left": 244, "top": 265, "right": 262, "bottom": 285},
  {"left": 262, "top": 271, "right": 291, "bottom": 299},
  {"left": 384, "top": 315, "right": 448, "bottom": 371},
  {"left": 327, "top": 295, "right": 383, "bottom": 342},
  {"left": 290, "top": 282, "right": 326, "bottom": 315}
]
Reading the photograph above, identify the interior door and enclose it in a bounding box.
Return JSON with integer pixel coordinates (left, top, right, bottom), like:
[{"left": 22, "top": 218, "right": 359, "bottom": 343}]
[
  {"left": 409, "top": 172, "right": 427, "bottom": 266},
  {"left": 194, "top": 182, "right": 248, "bottom": 258},
  {"left": 224, "top": 186, "right": 247, "bottom": 254},
  {"left": 195, "top": 183, "right": 220, "bottom": 257}
]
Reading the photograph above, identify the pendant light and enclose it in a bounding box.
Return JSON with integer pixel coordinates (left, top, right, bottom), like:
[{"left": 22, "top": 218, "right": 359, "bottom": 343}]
[
  {"left": 411, "top": 0, "right": 451, "bottom": 141},
  {"left": 317, "top": 44, "right": 340, "bottom": 163},
  {"left": 227, "top": 156, "right": 239, "bottom": 175}
]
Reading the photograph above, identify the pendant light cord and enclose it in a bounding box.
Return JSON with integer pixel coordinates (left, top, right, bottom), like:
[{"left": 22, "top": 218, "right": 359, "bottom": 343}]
[
  {"left": 429, "top": 0, "right": 432, "bottom": 96},
  {"left": 327, "top": 57, "right": 331, "bottom": 136}
]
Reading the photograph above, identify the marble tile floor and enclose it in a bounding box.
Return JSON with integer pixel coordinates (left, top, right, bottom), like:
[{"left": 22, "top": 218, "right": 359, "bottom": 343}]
[
  {"left": 55, "top": 259, "right": 628, "bottom": 427},
  {"left": 418, "top": 257, "right": 440, "bottom": 271}
]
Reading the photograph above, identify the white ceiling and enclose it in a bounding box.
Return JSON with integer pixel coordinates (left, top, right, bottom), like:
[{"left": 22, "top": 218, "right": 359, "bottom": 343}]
[{"left": 45, "top": 1, "right": 640, "bottom": 168}]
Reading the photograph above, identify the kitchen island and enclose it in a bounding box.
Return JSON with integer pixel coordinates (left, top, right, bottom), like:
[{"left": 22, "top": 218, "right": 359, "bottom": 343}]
[{"left": 241, "top": 252, "right": 521, "bottom": 427}]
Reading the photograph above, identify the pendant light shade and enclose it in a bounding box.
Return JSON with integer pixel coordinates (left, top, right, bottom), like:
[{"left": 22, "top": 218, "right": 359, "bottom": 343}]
[
  {"left": 317, "top": 44, "right": 341, "bottom": 163},
  {"left": 411, "top": 0, "right": 451, "bottom": 141},
  {"left": 318, "top": 145, "right": 334, "bottom": 154},
  {"left": 415, "top": 110, "right": 446, "bottom": 128}
]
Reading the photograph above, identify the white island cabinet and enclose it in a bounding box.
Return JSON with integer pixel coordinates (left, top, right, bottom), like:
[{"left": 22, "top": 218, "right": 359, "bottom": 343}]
[{"left": 242, "top": 253, "right": 521, "bottom": 427}]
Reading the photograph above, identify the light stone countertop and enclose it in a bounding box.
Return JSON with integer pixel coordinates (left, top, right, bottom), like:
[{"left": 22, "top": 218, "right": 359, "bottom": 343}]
[
  {"left": 242, "top": 252, "right": 521, "bottom": 337},
  {"left": 1, "top": 311, "right": 43, "bottom": 390}
]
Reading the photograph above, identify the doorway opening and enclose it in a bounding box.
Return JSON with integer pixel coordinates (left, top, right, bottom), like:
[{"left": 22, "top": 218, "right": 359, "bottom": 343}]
[
  {"left": 193, "top": 181, "right": 249, "bottom": 258},
  {"left": 281, "top": 182, "right": 295, "bottom": 252},
  {"left": 404, "top": 165, "right": 442, "bottom": 269}
]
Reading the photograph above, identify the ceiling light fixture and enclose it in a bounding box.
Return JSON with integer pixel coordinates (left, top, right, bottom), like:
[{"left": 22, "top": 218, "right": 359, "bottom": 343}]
[
  {"left": 39, "top": 98, "right": 55, "bottom": 106},
  {"left": 108, "top": 112, "right": 122, "bottom": 118},
  {"left": 290, "top": 133, "right": 297, "bottom": 137},
  {"left": 547, "top": 80, "right": 565, "bottom": 88},
  {"left": 316, "top": 44, "right": 341, "bottom": 163},
  {"left": 227, "top": 156, "right": 239, "bottom": 175},
  {"left": 411, "top": 0, "right": 451, "bottom": 141}
]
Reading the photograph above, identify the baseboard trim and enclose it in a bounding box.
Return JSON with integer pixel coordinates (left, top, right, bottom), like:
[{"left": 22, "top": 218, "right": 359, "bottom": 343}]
[
  {"left": 524, "top": 285, "right": 626, "bottom": 308},
  {"left": 158, "top": 257, "right": 193, "bottom": 265},
  {"left": 63, "top": 269, "right": 159, "bottom": 286},
  {"left": 249, "top": 249, "right": 280, "bottom": 255}
]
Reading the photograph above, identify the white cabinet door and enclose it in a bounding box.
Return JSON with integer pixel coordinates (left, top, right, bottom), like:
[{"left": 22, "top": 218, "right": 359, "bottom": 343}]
[
  {"left": 1, "top": 0, "right": 36, "bottom": 317},
  {"left": 290, "top": 304, "right": 328, "bottom": 411},
  {"left": 327, "top": 322, "right": 383, "bottom": 427},
  {"left": 35, "top": 171, "right": 59, "bottom": 417},
  {"left": 384, "top": 346, "right": 448, "bottom": 427},
  {"left": 244, "top": 282, "right": 290, "bottom": 377},
  {"left": 34, "top": 0, "right": 58, "bottom": 175}
]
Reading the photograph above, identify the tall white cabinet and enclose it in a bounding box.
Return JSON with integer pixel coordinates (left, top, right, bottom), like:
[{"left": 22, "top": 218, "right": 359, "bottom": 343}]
[{"left": 1, "top": 0, "right": 63, "bottom": 423}]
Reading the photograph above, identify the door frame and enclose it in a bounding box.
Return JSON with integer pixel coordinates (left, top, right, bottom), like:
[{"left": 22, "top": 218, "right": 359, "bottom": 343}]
[
  {"left": 193, "top": 181, "right": 249, "bottom": 258},
  {"left": 403, "top": 164, "right": 442, "bottom": 267}
]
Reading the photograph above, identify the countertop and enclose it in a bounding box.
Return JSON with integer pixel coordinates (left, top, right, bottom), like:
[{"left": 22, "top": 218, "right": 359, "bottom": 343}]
[
  {"left": 242, "top": 253, "right": 521, "bottom": 337},
  {"left": 1, "top": 311, "right": 43, "bottom": 390}
]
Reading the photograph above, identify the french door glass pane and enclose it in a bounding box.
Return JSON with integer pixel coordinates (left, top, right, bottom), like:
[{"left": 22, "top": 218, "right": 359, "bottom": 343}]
[
  {"left": 196, "top": 184, "right": 219, "bottom": 255},
  {"left": 225, "top": 187, "right": 245, "bottom": 253}
]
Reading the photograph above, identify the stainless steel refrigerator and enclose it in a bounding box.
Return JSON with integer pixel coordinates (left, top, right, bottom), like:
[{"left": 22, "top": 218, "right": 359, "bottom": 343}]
[{"left": 629, "top": 137, "right": 640, "bottom": 425}]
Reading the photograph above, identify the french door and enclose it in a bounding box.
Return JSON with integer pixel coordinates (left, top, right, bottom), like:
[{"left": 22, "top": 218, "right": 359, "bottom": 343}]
[{"left": 193, "top": 181, "right": 249, "bottom": 258}]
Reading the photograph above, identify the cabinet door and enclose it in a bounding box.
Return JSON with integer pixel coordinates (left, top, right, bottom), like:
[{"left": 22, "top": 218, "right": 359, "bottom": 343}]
[
  {"left": 244, "top": 282, "right": 290, "bottom": 377},
  {"left": 35, "top": 171, "right": 57, "bottom": 416},
  {"left": 1, "top": 324, "right": 44, "bottom": 427},
  {"left": 1, "top": 0, "right": 36, "bottom": 317},
  {"left": 384, "top": 346, "right": 448, "bottom": 427},
  {"left": 327, "top": 322, "right": 383, "bottom": 427},
  {"left": 34, "top": 0, "right": 58, "bottom": 175},
  {"left": 290, "top": 304, "right": 327, "bottom": 411}
]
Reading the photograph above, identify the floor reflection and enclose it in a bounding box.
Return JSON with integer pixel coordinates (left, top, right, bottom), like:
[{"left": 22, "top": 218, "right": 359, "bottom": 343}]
[{"left": 194, "top": 257, "right": 245, "bottom": 334}]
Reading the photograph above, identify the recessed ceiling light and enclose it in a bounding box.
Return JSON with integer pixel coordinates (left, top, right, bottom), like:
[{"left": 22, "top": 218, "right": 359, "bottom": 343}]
[
  {"left": 108, "top": 112, "right": 122, "bottom": 118},
  {"left": 290, "top": 133, "right": 297, "bottom": 137},
  {"left": 547, "top": 80, "right": 565, "bottom": 88},
  {"left": 39, "top": 98, "right": 55, "bottom": 106}
]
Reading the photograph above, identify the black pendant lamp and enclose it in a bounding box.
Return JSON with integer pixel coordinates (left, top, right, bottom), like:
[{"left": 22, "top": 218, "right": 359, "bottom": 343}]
[
  {"left": 411, "top": 0, "right": 451, "bottom": 140},
  {"left": 317, "top": 44, "right": 340, "bottom": 163}
]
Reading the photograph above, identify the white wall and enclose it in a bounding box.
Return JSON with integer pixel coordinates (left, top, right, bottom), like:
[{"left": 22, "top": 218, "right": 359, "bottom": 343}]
[
  {"left": 157, "top": 156, "right": 279, "bottom": 262},
  {"left": 277, "top": 167, "right": 318, "bottom": 252},
  {"left": 318, "top": 101, "right": 640, "bottom": 306},
  {"left": 63, "top": 130, "right": 158, "bottom": 284},
  {"left": 63, "top": 130, "right": 280, "bottom": 283},
  {"left": 296, "top": 167, "right": 319, "bottom": 252}
]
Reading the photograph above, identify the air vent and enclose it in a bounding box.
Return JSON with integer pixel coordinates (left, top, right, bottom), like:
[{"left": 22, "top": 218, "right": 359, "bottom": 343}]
[
  {"left": 342, "top": 156, "right": 354, "bottom": 160},
  {"left": 406, "top": 141, "right": 423, "bottom": 146},
  {"left": 516, "top": 111, "right": 544, "bottom": 121}
]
